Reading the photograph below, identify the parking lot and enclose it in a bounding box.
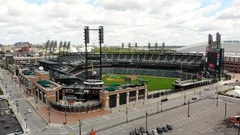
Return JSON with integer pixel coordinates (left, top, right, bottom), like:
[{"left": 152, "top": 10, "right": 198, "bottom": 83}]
[
  {"left": 0, "top": 99, "right": 23, "bottom": 135},
  {"left": 97, "top": 99, "right": 240, "bottom": 135}
]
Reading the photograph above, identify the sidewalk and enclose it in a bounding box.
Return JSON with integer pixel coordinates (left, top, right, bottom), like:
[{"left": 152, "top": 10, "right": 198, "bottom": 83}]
[{"left": 0, "top": 71, "right": 31, "bottom": 135}]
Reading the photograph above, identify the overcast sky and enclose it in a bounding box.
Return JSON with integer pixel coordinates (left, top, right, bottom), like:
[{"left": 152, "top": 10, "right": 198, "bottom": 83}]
[{"left": 0, "top": 0, "right": 239, "bottom": 46}]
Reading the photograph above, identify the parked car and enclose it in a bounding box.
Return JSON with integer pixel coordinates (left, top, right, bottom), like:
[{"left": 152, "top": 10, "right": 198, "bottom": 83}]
[
  {"left": 27, "top": 109, "right": 32, "bottom": 113},
  {"left": 140, "top": 126, "right": 146, "bottom": 133},
  {"left": 146, "top": 131, "right": 153, "bottom": 135},
  {"left": 135, "top": 128, "right": 141, "bottom": 135},
  {"left": 129, "top": 131, "right": 135, "bottom": 135},
  {"left": 156, "top": 127, "right": 163, "bottom": 134},
  {"left": 166, "top": 124, "right": 173, "bottom": 130},
  {"left": 192, "top": 97, "right": 197, "bottom": 100},
  {"left": 162, "top": 126, "right": 168, "bottom": 132},
  {"left": 152, "top": 129, "right": 158, "bottom": 135},
  {"left": 161, "top": 98, "right": 168, "bottom": 102}
]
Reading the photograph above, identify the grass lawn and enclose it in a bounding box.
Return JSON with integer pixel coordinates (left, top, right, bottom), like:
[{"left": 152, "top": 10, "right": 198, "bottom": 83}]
[{"left": 102, "top": 74, "right": 177, "bottom": 91}]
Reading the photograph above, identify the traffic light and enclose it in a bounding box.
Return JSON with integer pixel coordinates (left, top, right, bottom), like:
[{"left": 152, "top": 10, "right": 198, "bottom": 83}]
[
  {"left": 99, "top": 26, "right": 104, "bottom": 43},
  {"left": 84, "top": 26, "right": 90, "bottom": 44}
]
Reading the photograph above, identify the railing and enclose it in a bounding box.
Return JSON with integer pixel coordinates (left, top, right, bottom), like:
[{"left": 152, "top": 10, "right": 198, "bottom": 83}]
[{"left": 50, "top": 102, "right": 102, "bottom": 113}]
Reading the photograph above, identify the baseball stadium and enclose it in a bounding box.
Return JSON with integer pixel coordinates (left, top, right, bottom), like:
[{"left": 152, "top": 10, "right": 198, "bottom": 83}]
[{"left": 23, "top": 32, "right": 228, "bottom": 110}]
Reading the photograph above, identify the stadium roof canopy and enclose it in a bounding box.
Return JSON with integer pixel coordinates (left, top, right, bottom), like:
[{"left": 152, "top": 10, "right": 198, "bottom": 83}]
[{"left": 177, "top": 41, "right": 240, "bottom": 55}]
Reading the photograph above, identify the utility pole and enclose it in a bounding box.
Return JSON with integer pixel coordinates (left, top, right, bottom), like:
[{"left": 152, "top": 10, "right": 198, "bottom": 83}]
[
  {"left": 157, "top": 101, "right": 159, "bottom": 113},
  {"left": 126, "top": 107, "right": 128, "bottom": 123},
  {"left": 79, "top": 120, "right": 83, "bottom": 135},
  {"left": 145, "top": 111, "right": 148, "bottom": 131},
  {"left": 187, "top": 101, "right": 190, "bottom": 117}
]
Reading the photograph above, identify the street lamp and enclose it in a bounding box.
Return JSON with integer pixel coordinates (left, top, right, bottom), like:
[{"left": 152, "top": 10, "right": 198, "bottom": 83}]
[
  {"left": 16, "top": 100, "right": 19, "bottom": 113},
  {"left": 184, "top": 93, "right": 186, "bottom": 105},
  {"left": 24, "top": 112, "right": 28, "bottom": 129},
  {"left": 79, "top": 120, "right": 83, "bottom": 135},
  {"left": 35, "top": 97, "right": 38, "bottom": 110},
  {"left": 48, "top": 106, "right": 51, "bottom": 123},
  {"left": 199, "top": 90, "right": 201, "bottom": 100},
  {"left": 65, "top": 112, "right": 67, "bottom": 124},
  {"left": 126, "top": 107, "right": 128, "bottom": 123},
  {"left": 161, "top": 101, "right": 163, "bottom": 112},
  {"left": 187, "top": 100, "right": 190, "bottom": 117},
  {"left": 145, "top": 111, "right": 148, "bottom": 131}
]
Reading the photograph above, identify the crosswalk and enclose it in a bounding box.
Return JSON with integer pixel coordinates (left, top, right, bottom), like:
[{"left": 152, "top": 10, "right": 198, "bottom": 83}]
[{"left": 31, "top": 126, "right": 50, "bottom": 132}]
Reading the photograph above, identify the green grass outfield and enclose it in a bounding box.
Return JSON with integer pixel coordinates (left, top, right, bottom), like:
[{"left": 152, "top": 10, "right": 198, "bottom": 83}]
[{"left": 102, "top": 74, "right": 177, "bottom": 91}]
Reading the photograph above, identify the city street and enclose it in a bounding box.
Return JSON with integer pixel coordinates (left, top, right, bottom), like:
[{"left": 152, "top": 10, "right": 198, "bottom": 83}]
[
  {"left": 97, "top": 99, "right": 240, "bottom": 135},
  {"left": 0, "top": 69, "right": 49, "bottom": 134}
]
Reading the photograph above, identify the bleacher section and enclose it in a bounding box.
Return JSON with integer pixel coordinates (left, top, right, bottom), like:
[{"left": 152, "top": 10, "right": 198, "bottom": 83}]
[
  {"left": 39, "top": 53, "right": 204, "bottom": 79},
  {"left": 76, "top": 68, "right": 197, "bottom": 80},
  {"left": 55, "top": 53, "right": 203, "bottom": 68}
]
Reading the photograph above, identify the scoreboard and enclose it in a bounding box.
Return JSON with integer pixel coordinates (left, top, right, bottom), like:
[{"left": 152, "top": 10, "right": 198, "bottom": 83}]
[{"left": 205, "top": 47, "right": 224, "bottom": 78}]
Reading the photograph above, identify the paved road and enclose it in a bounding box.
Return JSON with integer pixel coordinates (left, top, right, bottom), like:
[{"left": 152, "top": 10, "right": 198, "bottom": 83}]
[
  {"left": 0, "top": 69, "right": 49, "bottom": 133},
  {"left": 30, "top": 81, "right": 233, "bottom": 135},
  {"left": 97, "top": 99, "right": 240, "bottom": 135}
]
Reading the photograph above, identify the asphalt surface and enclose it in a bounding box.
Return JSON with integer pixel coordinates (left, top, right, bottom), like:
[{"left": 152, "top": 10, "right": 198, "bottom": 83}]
[
  {"left": 0, "top": 100, "right": 23, "bottom": 135},
  {"left": 0, "top": 69, "right": 49, "bottom": 133},
  {"left": 97, "top": 99, "right": 240, "bottom": 135}
]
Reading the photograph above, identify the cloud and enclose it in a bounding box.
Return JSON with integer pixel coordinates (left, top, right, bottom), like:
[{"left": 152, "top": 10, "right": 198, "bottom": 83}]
[{"left": 0, "top": 0, "right": 239, "bottom": 46}]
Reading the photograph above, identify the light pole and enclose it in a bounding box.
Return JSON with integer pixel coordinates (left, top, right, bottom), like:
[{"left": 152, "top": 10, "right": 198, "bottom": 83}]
[
  {"left": 65, "top": 112, "right": 67, "bottom": 124},
  {"left": 181, "top": 87, "right": 183, "bottom": 95},
  {"left": 35, "top": 97, "right": 38, "bottom": 110},
  {"left": 24, "top": 112, "right": 28, "bottom": 129},
  {"left": 79, "top": 120, "right": 83, "bottom": 135},
  {"left": 161, "top": 101, "right": 163, "bottom": 112},
  {"left": 145, "top": 111, "right": 148, "bottom": 131},
  {"left": 225, "top": 103, "right": 227, "bottom": 119},
  {"left": 184, "top": 93, "right": 186, "bottom": 105},
  {"left": 216, "top": 84, "right": 219, "bottom": 106},
  {"left": 126, "top": 107, "right": 128, "bottom": 123},
  {"left": 48, "top": 106, "right": 51, "bottom": 123},
  {"left": 5, "top": 84, "right": 7, "bottom": 93},
  {"left": 199, "top": 90, "right": 201, "bottom": 100},
  {"left": 187, "top": 100, "right": 190, "bottom": 117},
  {"left": 16, "top": 100, "right": 19, "bottom": 113}
]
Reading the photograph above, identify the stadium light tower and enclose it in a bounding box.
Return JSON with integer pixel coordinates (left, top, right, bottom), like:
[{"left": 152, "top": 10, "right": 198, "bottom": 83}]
[{"left": 84, "top": 26, "right": 104, "bottom": 80}]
